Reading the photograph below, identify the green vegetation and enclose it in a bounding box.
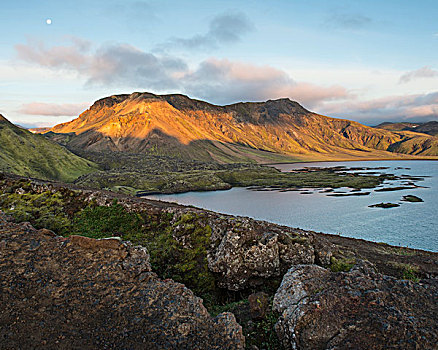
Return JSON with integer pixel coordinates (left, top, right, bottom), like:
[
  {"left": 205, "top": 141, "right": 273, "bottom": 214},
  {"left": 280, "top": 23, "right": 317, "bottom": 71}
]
[
  {"left": 401, "top": 265, "right": 420, "bottom": 282},
  {"left": 51, "top": 133, "right": 298, "bottom": 165},
  {"left": 209, "top": 299, "right": 249, "bottom": 317},
  {"left": 211, "top": 298, "right": 284, "bottom": 350},
  {"left": 245, "top": 309, "right": 283, "bottom": 350},
  {"left": 0, "top": 117, "right": 97, "bottom": 182},
  {"left": 0, "top": 180, "right": 86, "bottom": 234},
  {"left": 71, "top": 200, "right": 144, "bottom": 239},
  {"left": 329, "top": 256, "right": 356, "bottom": 272},
  {"left": 376, "top": 243, "right": 417, "bottom": 256},
  {"left": 389, "top": 262, "right": 420, "bottom": 282},
  {"left": 216, "top": 167, "right": 387, "bottom": 189},
  {"left": 144, "top": 212, "right": 216, "bottom": 296}
]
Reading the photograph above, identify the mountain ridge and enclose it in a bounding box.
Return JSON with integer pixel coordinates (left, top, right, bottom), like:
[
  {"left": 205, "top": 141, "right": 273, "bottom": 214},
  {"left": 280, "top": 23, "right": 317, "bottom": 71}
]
[
  {"left": 375, "top": 121, "right": 438, "bottom": 136},
  {"left": 43, "top": 92, "right": 438, "bottom": 162}
]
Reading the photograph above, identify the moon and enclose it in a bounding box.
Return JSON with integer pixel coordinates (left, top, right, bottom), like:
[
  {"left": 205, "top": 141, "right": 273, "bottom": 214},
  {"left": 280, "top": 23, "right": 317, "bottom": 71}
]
[{"left": 46, "top": 19, "right": 52, "bottom": 25}]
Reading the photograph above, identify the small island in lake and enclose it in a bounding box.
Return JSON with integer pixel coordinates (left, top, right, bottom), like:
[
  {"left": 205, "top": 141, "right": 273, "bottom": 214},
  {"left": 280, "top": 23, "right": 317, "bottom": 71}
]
[
  {"left": 401, "top": 195, "right": 424, "bottom": 202},
  {"left": 369, "top": 202, "right": 401, "bottom": 208}
]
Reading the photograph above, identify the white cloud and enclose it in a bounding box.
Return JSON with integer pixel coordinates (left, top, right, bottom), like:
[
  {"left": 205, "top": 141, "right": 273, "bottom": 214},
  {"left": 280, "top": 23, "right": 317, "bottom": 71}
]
[
  {"left": 15, "top": 39, "right": 350, "bottom": 108},
  {"left": 399, "top": 66, "right": 438, "bottom": 84},
  {"left": 319, "top": 92, "right": 438, "bottom": 124},
  {"left": 19, "top": 102, "right": 90, "bottom": 116},
  {"left": 162, "top": 12, "right": 254, "bottom": 50}
]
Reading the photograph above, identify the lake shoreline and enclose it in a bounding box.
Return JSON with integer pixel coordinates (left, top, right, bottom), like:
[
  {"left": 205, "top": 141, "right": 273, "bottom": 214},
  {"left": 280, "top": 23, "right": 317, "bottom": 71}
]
[
  {"left": 266, "top": 157, "right": 438, "bottom": 167},
  {"left": 1, "top": 171, "right": 437, "bottom": 261},
  {"left": 146, "top": 160, "right": 437, "bottom": 251}
]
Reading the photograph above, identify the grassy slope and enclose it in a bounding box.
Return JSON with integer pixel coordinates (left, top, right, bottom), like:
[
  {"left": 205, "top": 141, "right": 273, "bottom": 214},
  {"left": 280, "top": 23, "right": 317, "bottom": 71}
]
[{"left": 0, "top": 116, "right": 97, "bottom": 182}]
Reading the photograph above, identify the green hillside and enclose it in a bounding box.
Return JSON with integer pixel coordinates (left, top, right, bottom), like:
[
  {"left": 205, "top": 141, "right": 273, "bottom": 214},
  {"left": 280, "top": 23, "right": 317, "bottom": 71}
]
[{"left": 0, "top": 115, "right": 97, "bottom": 182}]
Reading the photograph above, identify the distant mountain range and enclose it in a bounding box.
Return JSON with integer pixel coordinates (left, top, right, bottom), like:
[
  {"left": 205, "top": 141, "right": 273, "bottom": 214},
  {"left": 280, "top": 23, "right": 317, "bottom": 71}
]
[
  {"left": 375, "top": 121, "right": 438, "bottom": 136},
  {"left": 41, "top": 92, "right": 438, "bottom": 162},
  {"left": 0, "top": 114, "right": 96, "bottom": 181}
]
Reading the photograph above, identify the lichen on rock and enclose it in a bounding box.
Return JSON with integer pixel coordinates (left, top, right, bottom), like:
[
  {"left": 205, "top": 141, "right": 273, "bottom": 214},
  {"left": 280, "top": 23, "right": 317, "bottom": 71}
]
[{"left": 273, "top": 261, "right": 438, "bottom": 349}]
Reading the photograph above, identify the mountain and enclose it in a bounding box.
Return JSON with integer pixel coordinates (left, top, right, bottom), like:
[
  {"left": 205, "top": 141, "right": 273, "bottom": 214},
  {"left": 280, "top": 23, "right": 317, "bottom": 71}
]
[
  {"left": 0, "top": 114, "right": 97, "bottom": 181},
  {"left": 43, "top": 92, "right": 438, "bottom": 162},
  {"left": 375, "top": 121, "right": 438, "bottom": 136}
]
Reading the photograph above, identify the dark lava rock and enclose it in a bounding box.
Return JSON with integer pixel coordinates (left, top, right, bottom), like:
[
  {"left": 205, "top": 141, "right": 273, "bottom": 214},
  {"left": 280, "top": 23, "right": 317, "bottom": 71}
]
[
  {"left": 248, "top": 292, "right": 270, "bottom": 320},
  {"left": 273, "top": 261, "right": 438, "bottom": 349},
  {"left": 369, "top": 202, "right": 400, "bottom": 208},
  {"left": 0, "top": 212, "right": 245, "bottom": 349},
  {"left": 206, "top": 216, "right": 329, "bottom": 290}
]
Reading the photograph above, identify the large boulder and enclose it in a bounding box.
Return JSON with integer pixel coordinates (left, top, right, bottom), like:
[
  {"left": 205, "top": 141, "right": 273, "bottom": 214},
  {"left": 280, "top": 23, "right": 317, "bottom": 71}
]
[
  {"left": 207, "top": 216, "right": 319, "bottom": 290},
  {"left": 273, "top": 261, "right": 438, "bottom": 349},
  {"left": 0, "top": 212, "right": 244, "bottom": 349}
]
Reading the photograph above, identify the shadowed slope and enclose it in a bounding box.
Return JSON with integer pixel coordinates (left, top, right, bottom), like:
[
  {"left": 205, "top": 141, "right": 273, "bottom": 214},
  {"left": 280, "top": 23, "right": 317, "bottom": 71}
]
[{"left": 376, "top": 121, "right": 438, "bottom": 137}]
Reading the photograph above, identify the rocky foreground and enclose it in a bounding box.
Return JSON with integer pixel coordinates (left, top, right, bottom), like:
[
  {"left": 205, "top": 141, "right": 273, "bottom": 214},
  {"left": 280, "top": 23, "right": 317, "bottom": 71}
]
[
  {"left": 274, "top": 263, "right": 437, "bottom": 349},
  {"left": 0, "top": 174, "right": 437, "bottom": 349},
  {"left": 0, "top": 212, "right": 244, "bottom": 349}
]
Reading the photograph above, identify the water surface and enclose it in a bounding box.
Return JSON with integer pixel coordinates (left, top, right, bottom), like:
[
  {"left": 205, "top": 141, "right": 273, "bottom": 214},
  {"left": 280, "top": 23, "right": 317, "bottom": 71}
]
[{"left": 145, "top": 160, "right": 438, "bottom": 252}]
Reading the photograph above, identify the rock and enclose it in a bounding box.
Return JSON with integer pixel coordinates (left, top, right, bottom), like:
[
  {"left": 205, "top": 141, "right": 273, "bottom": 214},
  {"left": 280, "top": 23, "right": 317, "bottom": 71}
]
[
  {"left": 401, "top": 195, "right": 424, "bottom": 202},
  {"left": 312, "top": 237, "right": 334, "bottom": 266},
  {"left": 207, "top": 217, "right": 318, "bottom": 290},
  {"left": 37, "top": 228, "right": 56, "bottom": 237},
  {"left": 0, "top": 214, "right": 245, "bottom": 349},
  {"left": 369, "top": 202, "right": 400, "bottom": 208},
  {"left": 69, "top": 234, "right": 124, "bottom": 250},
  {"left": 273, "top": 261, "right": 438, "bottom": 349},
  {"left": 248, "top": 292, "right": 270, "bottom": 320}
]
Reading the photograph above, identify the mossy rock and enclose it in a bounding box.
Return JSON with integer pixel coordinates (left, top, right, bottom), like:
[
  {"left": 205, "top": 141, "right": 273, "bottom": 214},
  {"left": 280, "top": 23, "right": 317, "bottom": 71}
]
[{"left": 329, "top": 256, "right": 356, "bottom": 272}]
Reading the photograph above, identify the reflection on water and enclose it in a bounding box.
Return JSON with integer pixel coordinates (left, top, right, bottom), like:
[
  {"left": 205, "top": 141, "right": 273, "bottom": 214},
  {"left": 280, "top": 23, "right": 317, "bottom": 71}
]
[{"left": 145, "top": 160, "right": 438, "bottom": 252}]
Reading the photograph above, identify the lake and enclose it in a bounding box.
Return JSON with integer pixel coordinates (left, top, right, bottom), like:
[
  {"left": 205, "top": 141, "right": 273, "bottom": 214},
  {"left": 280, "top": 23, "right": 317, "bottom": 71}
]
[{"left": 145, "top": 160, "right": 438, "bottom": 252}]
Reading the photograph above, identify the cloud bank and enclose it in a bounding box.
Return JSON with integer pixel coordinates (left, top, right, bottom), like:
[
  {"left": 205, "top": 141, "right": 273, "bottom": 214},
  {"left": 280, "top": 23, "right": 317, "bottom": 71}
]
[
  {"left": 15, "top": 38, "right": 348, "bottom": 108},
  {"left": 319, "top": 91, "right": 438, "bottom": 125},
  {"left": 183, "top": 58, "right": 349, "bottom": 106},
  {"left": 19, "top": 102, "right": 90, "bottom": 116}
]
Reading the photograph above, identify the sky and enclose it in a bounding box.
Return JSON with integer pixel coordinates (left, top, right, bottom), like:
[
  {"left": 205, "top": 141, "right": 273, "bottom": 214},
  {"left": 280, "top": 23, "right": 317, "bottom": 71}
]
[{"left": 1, "top": 0, "right": 438, "bottom": 128}]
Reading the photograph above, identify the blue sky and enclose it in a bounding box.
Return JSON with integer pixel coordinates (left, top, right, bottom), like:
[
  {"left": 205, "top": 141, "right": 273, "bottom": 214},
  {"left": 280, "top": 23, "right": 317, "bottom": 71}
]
[{"left": 1, "top": 0, "right": 438, "bottom": 127}]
